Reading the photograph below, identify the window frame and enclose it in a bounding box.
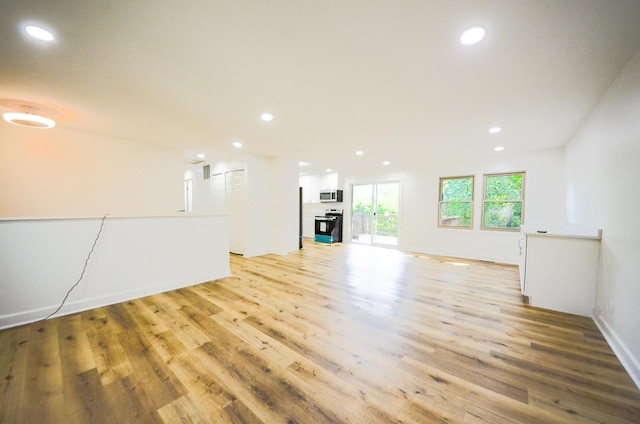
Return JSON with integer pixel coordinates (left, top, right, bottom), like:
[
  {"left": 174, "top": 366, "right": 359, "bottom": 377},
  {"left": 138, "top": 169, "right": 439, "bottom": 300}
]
[
  {"left": 481, "top": 171, "right": 525, "bottom": 231},
  {"left": 438, "top": 175, "right": 474, "bottom": 229}
]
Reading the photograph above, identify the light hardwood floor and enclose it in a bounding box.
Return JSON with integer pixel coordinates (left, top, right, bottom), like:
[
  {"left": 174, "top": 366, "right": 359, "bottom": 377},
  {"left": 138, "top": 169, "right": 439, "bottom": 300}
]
[{"left": 1, "top": 241, "right": 639, "bottom": 423}]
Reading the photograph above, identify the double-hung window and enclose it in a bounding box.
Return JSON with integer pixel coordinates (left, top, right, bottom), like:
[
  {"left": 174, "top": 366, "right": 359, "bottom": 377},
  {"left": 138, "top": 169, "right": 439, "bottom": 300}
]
[
  {"left": 482, "top": 172, "right": 524, "bottom": 230},
  {"left": 438, "top": 176, "right": 474, "bottom": 228}
]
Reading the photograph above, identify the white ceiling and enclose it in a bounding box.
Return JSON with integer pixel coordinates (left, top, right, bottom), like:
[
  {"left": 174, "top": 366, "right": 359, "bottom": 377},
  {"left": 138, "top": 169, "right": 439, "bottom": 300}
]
[{"left": 2, "top": 1, "right": 640, "bottom": 175}]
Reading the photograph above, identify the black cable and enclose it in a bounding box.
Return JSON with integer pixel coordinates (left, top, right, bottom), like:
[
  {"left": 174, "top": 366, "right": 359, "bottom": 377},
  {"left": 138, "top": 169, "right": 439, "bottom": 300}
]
[{"left": 40, "top": 213, "right": 109, "bottom": 321}]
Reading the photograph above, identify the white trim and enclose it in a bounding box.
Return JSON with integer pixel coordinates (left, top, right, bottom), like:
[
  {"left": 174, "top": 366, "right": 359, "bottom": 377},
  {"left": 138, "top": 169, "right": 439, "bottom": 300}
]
[
  {"left": 593, "top": 314, "right": 640, "bottom": 390},
  {"left": 0, "top": 215, "right": 230, "bottom": 330},
  {"left": 0, "top": 275, "right": 219, "bottom": 330}
]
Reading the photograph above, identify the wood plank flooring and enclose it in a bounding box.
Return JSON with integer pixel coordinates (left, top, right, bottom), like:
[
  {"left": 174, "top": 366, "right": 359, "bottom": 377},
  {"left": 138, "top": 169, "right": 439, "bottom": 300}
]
[{"left": 1, "top": 241, "right": 639, "bottom": 423}]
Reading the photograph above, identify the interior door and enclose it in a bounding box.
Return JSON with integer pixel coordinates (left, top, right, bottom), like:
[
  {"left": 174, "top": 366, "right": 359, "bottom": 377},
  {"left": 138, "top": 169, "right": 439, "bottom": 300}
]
[
  {"left": 226, "top": 169, "right": 246, "bottom": 255},
  {"left": 351, "top": 182, "right": 399, "bottom": 246},
  {"left": 184, "top": 179, "right": 193, "bottom": 212}
]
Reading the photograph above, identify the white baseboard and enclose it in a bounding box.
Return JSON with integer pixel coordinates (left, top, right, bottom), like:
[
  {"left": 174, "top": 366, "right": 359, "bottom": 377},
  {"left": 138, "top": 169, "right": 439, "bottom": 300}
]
[
  {"left": 593, "top": 314, "right": 640, "bottom": 390},
  {"left": 399, "top": 243, "right": 518, "bottom": 265},
  {"left": 0, "top": 273, "right": 226, "bottom": 331},
  {"left": 0, "top": 215, "right": 230, "bottom": 331}
]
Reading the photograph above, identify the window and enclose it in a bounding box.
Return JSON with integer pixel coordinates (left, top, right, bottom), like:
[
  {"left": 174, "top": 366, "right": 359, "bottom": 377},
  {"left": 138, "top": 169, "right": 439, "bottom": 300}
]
[
  {"left": 482, "top": 172, "right": 524, "bottom": 230},
  {"left": 439, "top": 176, "right": 474, "bottom": 228}
]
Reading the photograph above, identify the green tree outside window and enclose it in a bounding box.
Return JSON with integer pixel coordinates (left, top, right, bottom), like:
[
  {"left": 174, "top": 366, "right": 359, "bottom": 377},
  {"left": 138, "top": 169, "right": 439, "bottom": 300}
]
[
  {"left": 439, "top": 176, "right": 474, "bottom": 228},
  {"left": 482, "top": 173, "right": 524, "bottom": 230}
]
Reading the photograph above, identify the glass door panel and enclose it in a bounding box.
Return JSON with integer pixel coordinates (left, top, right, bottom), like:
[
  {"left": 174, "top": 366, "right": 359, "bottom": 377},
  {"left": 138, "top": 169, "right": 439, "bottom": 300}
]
[
  {"left": 351, "top": 184, "right": 374, "bottom": 244},
  {"left": 351, "top": 182, "right": 399, "bottom": 246},
  {"left": 374, "top": 182, "right": 399, "bottom": 246}
]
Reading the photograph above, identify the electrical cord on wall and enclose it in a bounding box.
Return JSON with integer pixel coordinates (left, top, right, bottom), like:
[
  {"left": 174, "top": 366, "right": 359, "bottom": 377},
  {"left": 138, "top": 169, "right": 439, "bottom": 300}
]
[{"left": 40, "top": 213, "right": 109, "bottom": 322}]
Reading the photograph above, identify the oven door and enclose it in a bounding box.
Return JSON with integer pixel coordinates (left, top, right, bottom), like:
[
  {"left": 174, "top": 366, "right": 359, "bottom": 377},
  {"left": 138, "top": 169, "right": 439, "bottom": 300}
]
[{"left": 314, "top": 216, "right": 336, "bottom": 236}]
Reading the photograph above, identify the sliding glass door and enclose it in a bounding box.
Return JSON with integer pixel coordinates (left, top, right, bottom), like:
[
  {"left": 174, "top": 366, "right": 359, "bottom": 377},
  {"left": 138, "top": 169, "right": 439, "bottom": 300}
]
[{"left": 351, "top": 182, "right": 399, "bottom": 246}]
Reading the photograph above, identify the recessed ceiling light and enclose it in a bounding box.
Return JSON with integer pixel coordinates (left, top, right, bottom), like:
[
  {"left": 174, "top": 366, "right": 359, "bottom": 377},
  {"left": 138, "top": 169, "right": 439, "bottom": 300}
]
[
  {"left": 355, "top": 150, "right": 364, "bottom": 156},
  {"left": 298, "top": 161, "right": 309, "bottom": 166},
  {"left": 460, "top": 26, "right": 486, "bottom": 46},
  {"left": 3, "top": 112, "right": 55, "bottom": 128},
  {"left": 196, "top": 153, "right": 205, "bottom": 159},
  {"left": 494, "top": 146, "right": 505, "bottom": 152},
  {"left": 489, "top": 126, "right": 502, "bottom": 134},
  {"left": 260, "top": 113, "right": 274, "bottom": 122},
  {"left": 25, "top": 25, "right": 54, "bottom": 41},
  {"left": 382, "top": 161, "right": 390, "bottom": 166},
  {"left": 325, "top": 168, "right": 332, "bottom": 173},
  {"left": 233, "top": 141, "right": 243, "bottom": 148}
]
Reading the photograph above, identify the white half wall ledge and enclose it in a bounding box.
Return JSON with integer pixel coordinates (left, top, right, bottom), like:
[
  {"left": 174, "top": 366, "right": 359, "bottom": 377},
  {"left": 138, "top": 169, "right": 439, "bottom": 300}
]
[{"left": 0, "top": 215, "right": 230, "bottom": 330}]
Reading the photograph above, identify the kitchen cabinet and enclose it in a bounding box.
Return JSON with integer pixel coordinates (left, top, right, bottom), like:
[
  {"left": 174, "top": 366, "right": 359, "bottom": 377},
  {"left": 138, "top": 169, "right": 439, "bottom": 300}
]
[
  {"left": 299, "top": 172, "right": 339, "bottom": 203},
  {"left": 519, "top": 226, "right": 601, "bottom": 317}
]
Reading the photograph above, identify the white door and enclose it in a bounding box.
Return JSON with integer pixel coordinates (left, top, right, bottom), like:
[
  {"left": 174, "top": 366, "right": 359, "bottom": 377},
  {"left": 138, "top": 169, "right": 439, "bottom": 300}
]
[
  {"left": 184, "top": 179, "right": 193, "bottom": 212},
  {"left": 226, "top": 170, "right": 246, "bottom": 255},
  {"left": 211, "top": 173, "right": 225, "bottom": 215}
]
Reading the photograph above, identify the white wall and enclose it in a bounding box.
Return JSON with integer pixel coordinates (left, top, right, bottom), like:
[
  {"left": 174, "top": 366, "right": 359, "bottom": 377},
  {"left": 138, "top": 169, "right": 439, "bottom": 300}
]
[
  {"left": 564, "top": 49, "right": 640, "bottom": 386},
  {"left": 245, "top": 154, "right": 272, "bottom": 257},
  {"left": 188, "top": 153, "right": 300, "bottom": 257},
  {"left": 342, "top": 148, "right": 565, "bottom": 264},
  {"left": 0, "top": 125, "right": 184, "bottom": 217},
  {"left": 268, "top": 155, "right": 300, "bottom": 255}
]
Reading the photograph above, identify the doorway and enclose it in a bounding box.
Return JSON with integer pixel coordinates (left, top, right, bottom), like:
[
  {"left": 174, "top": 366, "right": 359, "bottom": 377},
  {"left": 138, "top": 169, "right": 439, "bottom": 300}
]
[{"left": 351, "top": 182, "right": 399, "bottom": 246}]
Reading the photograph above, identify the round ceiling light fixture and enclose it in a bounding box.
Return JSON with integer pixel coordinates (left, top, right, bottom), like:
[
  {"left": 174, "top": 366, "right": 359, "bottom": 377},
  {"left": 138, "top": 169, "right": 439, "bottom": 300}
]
[
  {"left": 489, "top": 126, "right": 502, "bottom": 134},
  {"left": 3, "top": 112, "right": 56, "bottom": 128},
  {"left": 260, "top": 113, "right": 274, "bottom": 122},
  {"left": 25, "top": 25, "right": 54, "bottom": 41},
  {"left": 460, "top": 26, "right": 486, "bottom": 46}
]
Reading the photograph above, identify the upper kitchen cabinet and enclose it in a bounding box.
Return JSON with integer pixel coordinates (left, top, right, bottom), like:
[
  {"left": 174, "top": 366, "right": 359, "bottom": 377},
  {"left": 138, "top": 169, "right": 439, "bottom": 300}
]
[{"left": 299, "top": 172, "right": 339, "bottom": 203}]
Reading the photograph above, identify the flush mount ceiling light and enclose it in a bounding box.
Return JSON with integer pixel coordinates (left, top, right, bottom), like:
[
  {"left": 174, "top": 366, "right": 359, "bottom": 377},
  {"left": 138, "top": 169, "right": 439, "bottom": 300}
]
[
  {"left": 232, "top": 141, "right": 243, "bottom": 148},
  {"left": 260, "top": 113, "right": 274, "bottom": 122},
  {"left": 3, "top": 112, "right": 55, "bottom": 128},
  {"left": 460, "top": 26, "right": 486, "bottom": 45},
  {"left": 489, "top": 126, "right": 502, "bottom": 134},
  {"left": 355, "top": 150, "right": 364, "bottom": 156},
  {"left": 494, "top": 146, "right": 505, "bottom": 152},
  {"left": 25, "top": 25, "right": 54, "bottom": 41}
]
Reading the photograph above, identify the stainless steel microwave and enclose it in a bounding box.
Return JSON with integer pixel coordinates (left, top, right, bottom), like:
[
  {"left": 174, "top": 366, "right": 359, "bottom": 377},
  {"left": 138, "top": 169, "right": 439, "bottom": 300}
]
[{"left": 319, "top": 189, "right": 343, "bottom": 203}]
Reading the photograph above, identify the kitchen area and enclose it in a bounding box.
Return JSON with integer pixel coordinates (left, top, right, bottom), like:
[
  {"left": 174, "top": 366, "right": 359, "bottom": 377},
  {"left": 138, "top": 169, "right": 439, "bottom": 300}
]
[{"left": 299, "top": 172, "right": 346, "bottom": 244}]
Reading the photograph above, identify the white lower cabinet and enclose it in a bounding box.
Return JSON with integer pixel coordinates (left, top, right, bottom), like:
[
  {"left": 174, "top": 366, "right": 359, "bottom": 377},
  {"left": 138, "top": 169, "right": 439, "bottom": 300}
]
[{"left": 519, "top": 227, "right": 601, "bottom": 317}]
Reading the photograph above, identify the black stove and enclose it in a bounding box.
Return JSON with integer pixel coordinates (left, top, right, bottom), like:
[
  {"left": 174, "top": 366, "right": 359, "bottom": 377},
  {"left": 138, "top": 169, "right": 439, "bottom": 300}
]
[{"left": 314, "top": 209, "right": 343, "bottom": 243}]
